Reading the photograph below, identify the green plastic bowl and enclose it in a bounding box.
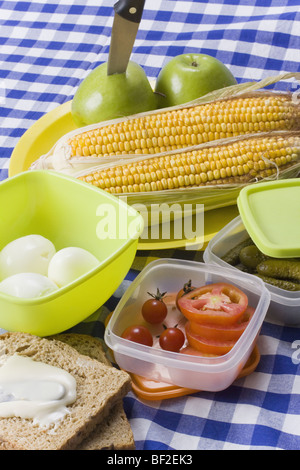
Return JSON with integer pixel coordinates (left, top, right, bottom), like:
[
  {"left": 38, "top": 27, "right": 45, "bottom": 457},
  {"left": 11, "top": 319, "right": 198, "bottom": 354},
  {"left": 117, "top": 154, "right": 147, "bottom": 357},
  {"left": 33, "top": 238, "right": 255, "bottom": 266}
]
[{"left": 0, "top": 170, "right": 143, "bottom": 336}]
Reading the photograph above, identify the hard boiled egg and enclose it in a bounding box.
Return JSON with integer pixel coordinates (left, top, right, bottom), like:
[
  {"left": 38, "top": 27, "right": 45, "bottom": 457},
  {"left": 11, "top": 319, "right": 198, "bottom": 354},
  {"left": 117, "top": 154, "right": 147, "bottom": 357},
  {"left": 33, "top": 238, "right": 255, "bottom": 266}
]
[
  {"left": 48, "top": 247, "right": 99, "bottom": 288},
  {"left": 0, "top": 235, "right": 56, "bottom": 280},
  {"left": 0, "top": 273, "right": 58, "bottom": 299}
]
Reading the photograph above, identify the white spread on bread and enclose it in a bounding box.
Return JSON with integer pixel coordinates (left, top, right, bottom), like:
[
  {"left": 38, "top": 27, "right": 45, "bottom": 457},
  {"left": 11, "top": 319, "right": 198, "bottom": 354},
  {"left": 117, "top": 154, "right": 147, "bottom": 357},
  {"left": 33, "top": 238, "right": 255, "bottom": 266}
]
[{"left": 0, "top": 354, "right": 77, "bottom": 427}]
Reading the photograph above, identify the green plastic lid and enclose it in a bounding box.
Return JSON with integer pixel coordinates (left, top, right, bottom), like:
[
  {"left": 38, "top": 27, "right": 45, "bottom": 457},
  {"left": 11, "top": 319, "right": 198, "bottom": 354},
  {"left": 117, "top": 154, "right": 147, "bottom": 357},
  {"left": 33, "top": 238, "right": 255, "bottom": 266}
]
[{"left": 237, "top": 179, "right": 300, "bottom": 258}]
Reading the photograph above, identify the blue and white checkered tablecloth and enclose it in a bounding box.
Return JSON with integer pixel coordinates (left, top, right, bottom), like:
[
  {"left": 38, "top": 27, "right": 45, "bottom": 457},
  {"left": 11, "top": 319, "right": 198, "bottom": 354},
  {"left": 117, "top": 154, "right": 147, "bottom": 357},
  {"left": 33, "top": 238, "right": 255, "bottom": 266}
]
[{"left": 1, "top": 0, "right": 300, "bottom": 451}]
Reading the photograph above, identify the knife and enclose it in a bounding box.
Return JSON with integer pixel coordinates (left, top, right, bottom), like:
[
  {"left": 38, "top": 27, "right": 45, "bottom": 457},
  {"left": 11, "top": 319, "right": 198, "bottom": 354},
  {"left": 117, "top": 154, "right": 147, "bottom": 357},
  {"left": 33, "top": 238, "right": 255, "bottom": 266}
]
[{"left": 107, "top": 0, "right": 146, "bottom": 76}]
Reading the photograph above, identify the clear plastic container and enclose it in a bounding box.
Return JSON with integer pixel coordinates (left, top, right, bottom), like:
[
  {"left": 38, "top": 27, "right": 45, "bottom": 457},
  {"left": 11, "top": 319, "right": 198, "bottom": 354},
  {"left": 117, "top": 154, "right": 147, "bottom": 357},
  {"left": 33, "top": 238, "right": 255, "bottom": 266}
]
[
  {"left": 203, "top": 216, "right": 300, "bottom": 326},
  {"left": 105, "top": 259, "right": 270, "bottom": 392}
]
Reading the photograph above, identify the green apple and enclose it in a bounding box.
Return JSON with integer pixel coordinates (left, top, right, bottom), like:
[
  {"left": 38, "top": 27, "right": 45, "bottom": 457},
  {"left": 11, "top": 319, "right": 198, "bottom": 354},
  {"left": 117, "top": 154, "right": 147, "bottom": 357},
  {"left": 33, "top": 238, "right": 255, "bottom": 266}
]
[
  {"left": 72, "top": 61, "right": 158, "bottom": 126},
  {"left": 155, "top": 53, "right": 237, "bottom": 108}
]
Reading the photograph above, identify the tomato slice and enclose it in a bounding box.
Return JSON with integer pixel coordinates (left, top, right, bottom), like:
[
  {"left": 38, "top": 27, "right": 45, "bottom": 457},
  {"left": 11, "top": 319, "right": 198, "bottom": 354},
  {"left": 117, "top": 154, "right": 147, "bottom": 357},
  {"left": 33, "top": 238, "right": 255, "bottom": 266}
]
[
  {"left": 189, "top": 306, "right": 255, "bottom": 342},
  {"left": 185, "top": 321, "right": 236, "bottom": 355},
  {"left": 177, "top": 282, "right": 248, "bottom": 325}
]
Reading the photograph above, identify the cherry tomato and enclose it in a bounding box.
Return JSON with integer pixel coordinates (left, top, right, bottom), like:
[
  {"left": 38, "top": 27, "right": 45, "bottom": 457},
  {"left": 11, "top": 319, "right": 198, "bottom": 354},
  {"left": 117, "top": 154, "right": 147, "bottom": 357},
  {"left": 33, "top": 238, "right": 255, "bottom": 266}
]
[
  {"left": 175, "top": 280, "right": 195, "bottom": 310},
  {"left": 159, "top": 326, "right": 185, "bottom": 352},
  {"left": 185, "top": 321, "right": 235, "bottom": 355},
  {"left": 142, "top": 288, "right": 168, "bottom": 324},
  {"left": 121, "top": 325, "right": 153, "bottom": 347},
  {"left": 189, "top": 306, "right": 255, "bottom": 342},
  {"left": 177, "top": 282, "right": 248, "bottom": 326}
]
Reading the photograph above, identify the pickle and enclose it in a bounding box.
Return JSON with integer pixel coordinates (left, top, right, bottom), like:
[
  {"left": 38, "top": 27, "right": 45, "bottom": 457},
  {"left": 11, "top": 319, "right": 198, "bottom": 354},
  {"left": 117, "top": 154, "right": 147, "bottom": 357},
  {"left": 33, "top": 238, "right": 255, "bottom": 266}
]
[
  {"left": 234, "top": 263, "right": 254, "bottom": 274},
  {"left": 221, "top": 237, "right": 300, "bottom": 292},
  {"left": 256, "top": 274, "right": 300, "bottom": 291},
  {"left": 256, "top": 259, "right": 300, "bottom": 282},
  {"left": 221, "top": 237, "right": 253, "bottom": 266},
  {"left": 239, "top": 245, "right": 269, "bottom": 270}
]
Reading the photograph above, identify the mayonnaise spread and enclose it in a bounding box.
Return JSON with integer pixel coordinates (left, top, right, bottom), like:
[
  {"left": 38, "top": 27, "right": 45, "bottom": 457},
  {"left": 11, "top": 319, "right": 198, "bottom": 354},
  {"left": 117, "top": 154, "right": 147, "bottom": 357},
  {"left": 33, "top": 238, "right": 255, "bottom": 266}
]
[{"left": 0, "top": 354, "right": 77, "bottom": 428}]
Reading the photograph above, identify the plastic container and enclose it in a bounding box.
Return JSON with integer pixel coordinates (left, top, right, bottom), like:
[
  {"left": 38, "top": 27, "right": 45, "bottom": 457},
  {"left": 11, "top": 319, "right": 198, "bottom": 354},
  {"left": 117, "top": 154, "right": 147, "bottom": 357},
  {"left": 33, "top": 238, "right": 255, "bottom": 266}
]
[
  {"left": 203, "top": 216, "right": 300, "bottom": 326},
  {"left": 105, "top": 259, "right": 270, "bottom": 392},
  {"left": 128, "top": 344, "right": 260, "bottom": 400},
  {"left": 237, "top": 179, "right": 300, "bottom": 258},
  {"left": 0, "top": 170, "right": 143, "bottom": 336}
]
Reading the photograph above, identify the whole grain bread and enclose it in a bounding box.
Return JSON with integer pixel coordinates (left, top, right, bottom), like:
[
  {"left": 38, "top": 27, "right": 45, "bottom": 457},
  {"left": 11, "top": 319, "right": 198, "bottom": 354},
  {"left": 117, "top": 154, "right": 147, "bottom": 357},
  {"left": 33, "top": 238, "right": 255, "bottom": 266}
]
[
  {"left": 52, "top": 333, "right": 135, "bottom": 450},
  {"left": 54, "top": 333, "right": 111, "bottom": 366},
  {"left": 0, "top": 332, "right": 131, "bottom": 450}
]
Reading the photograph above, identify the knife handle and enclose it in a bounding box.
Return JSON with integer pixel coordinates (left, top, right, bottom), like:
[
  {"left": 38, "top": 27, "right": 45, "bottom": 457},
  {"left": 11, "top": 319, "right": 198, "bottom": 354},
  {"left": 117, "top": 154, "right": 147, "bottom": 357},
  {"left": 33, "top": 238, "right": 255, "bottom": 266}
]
[{"left": 114, "top": 0, "right": 146, "bottom": 23}]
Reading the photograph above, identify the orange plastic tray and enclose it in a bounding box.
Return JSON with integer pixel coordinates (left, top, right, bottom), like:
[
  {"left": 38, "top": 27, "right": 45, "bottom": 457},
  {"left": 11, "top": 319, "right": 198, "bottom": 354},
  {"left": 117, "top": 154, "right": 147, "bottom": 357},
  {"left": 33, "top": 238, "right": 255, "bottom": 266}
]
[{"left": 128, "top": 344, "right": 260, "bottom": 400}]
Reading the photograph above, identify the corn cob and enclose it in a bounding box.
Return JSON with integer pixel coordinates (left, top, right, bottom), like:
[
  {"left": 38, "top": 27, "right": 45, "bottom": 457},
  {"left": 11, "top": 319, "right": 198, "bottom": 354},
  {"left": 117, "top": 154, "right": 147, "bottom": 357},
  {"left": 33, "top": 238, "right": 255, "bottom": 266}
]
[
  {"left": 70, "top": 93, "right": 300, "bottom": 159},
  {"left": 78, "top": 133, "right": 300, "bottom": 193}
]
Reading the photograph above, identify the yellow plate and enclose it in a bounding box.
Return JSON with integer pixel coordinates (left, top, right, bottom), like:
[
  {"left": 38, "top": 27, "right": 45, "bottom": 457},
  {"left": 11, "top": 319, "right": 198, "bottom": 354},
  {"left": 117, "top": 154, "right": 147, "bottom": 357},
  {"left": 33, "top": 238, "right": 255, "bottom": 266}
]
[
  {"left": 9, "top": 101, "right": 238, "bottom": 250},
  {"left": 9, "top": 101, "right": 77, "bottom": 175}
]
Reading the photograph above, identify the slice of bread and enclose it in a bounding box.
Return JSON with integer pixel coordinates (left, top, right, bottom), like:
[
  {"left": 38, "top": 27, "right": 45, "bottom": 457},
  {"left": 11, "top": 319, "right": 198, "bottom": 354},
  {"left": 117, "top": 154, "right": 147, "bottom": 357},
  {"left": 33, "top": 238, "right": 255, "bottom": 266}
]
[
  {"left": 53, "top": 333, "right": 111, "bottom": 366},
  {"left": 0, "top": 332, "right": 131, "bottom": 450},
  {"left": 52, "top": 333, "right": 135, "bottom": 450}
]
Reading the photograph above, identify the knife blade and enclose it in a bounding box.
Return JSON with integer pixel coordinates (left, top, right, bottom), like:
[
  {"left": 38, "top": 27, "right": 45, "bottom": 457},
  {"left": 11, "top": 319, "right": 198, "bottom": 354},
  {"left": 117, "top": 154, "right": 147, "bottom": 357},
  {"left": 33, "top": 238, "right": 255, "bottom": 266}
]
[{"left": 107, "top": 0, "right": 146, "bottom": 76}]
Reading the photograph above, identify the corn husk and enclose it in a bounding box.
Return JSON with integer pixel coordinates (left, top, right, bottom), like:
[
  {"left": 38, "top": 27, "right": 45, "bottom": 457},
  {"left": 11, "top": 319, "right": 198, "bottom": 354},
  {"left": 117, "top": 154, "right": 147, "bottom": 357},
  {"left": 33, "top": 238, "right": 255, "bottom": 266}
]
[
  {"left": 30, "top": 72, "right": 300, "bottom": 173},
  {"left": 68, "top": 131, "right": 300, "bottom": 223}
]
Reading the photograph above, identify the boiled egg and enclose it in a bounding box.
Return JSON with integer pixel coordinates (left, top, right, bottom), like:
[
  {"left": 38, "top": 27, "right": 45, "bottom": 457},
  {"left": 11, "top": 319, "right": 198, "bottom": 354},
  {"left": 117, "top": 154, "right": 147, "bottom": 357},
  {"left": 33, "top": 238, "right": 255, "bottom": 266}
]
[
  {"left": 0, "top": 273, "right": 58, "bottom": 299},
  {"left": 48, "top": 247, "right": 99, "bottom": 288},
  {"left": 0, "top": 235, "right": 56, "bottom": 280}
]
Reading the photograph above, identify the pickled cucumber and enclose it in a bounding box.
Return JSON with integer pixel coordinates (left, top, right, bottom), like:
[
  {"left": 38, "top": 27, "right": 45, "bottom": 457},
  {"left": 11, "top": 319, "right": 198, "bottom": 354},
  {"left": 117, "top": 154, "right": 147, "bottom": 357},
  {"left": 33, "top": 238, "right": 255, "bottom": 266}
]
[
  {"left": 234, "top": 263, "right": 254, "bottom": 274},
  {"left": 221, "top": 237, "right": 300, "bottom": 292},
  {"left": 256, "top": 274, "right": 300, "bottom": 291},
  {"left": 256, "top": 259, "right": 300, "bottom": 282},
  {"left": 221, "top": 237, "right": 253, "bottom": 265},
  {"left": 239, "top": 245, "right": 269, "bottom": 270}
]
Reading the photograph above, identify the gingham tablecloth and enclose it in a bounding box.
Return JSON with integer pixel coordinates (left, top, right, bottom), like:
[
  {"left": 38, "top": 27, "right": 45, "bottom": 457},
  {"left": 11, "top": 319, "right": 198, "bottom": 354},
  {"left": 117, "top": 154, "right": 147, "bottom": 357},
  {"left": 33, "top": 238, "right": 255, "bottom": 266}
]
[{"left": 1, "top": 0, "right": 300, "bottom": 451}]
